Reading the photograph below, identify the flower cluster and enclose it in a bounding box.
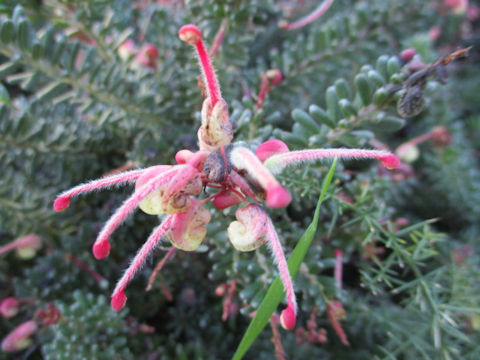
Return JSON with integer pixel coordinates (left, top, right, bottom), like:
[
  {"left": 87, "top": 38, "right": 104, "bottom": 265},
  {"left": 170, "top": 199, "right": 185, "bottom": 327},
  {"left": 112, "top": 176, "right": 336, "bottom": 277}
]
[{"left": 54, "top": 24, "right": 399, "bottom": 330}]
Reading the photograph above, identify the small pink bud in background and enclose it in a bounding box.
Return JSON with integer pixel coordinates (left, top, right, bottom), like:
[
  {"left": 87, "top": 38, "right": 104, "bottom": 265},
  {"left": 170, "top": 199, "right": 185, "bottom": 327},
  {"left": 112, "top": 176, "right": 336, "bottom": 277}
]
[
  {"left": 395, "top": 217, "right": 410, "bottom": 228},
  {"left": 429, "top": 26, "right": 442, "bottom": 41},
  {"left": 401, "top": 48, "right": 416, "bottom": 63},
  {"left": 265, "top": 69, "right": 283, "bottom": 86},
  {"left": 453, "top": 245, "right": 473, "bottom": 265},
  {"left": 326, "top": 301, "right": 350, "bottom": 346},
  {"left": 0, "top": 297, "right": 19, "bottom": 318},
  {"left": 118, "top": 39, "right": 137, "bottom": 60},
  {"left": 396, "top": 144, "right": 420, "bottom": 163},
  {"left": 215, "top": 283, "right": 228, "bottom": 297},
  {"left": 431, "top": 126, "right": 452, "bottom": 147},
  {"left": 133, "top": 43, "right": 158, "bottom": 69},
  {"left": 444, "top": 0, "right": 468, "bottom": 14},
  {"left": 1, "top": 320, "right": 37, "bottom": 352},
  {"left": 467, "top": 5, "right": 480, "bottom": 20},
  {"left": 36, "top": 303, "right": 61, "bottom": 326},
  {"left": 0, "top": 234, "right": 42, "bottom": 260}
]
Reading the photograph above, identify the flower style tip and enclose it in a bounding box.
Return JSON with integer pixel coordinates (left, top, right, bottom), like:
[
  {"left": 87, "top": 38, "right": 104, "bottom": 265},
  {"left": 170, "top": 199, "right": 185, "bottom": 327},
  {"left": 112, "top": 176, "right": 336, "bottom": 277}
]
[
  {"left": 280, "top": 305, "right": 296, "bottom": 330},
  {"left": 53, "top": 196, "right": 70, "bottom": 211},
  {"left": 380, "top": 154, "right": 400, "bottom": 169},
  {"left": 179, "top": 24, "right": 221, "bottom": 107},
  {"left": 93, "top": 240, "right": 111, "bottom": 259},
  {"left": 178, "top": 24, "right": 202, "bottom": 45},
  {"left": 111, "top": 290, "right": 127, "bottom": 312},
  {"left": 266, "top": 185, "right": 292, "bottom": 208}
]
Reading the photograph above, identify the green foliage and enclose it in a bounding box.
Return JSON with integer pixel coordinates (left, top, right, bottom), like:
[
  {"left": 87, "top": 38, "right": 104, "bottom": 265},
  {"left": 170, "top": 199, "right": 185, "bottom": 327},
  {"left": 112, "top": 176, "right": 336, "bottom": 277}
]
[{"left": 1, "top": 1, "right": 479, "bottom": 359}]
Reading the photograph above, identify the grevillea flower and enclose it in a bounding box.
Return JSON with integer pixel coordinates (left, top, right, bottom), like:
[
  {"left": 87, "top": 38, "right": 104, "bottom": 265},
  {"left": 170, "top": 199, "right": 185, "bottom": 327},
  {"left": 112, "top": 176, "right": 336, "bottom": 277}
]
[
  {"left": 54, "top": 24, "right": 399, "bottom": 330},
  {"left": 0, "top": 297, "right": 20, "bottom": 318},
  {"left": 0, "top": 234, "right": 42, "bottom": 260},
  {"left": 1, "top": 320, "right": 37, "bottom": 352}
]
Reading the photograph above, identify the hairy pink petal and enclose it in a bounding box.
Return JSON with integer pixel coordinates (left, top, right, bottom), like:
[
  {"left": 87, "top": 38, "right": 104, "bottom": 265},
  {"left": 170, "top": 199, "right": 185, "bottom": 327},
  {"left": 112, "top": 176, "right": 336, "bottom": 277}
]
[
  {"left": 93, "top": 168, "right": 178, "bottom": 259},
  {"left": 255, "top": 139, "right": 290, "bottom": 163},
  {"left": 111, "top": 216, "right": 174, "bottom": 311},
  {"left": 53, "top": 169, "right": 146, "bottom": 211},
  {"left": 230, "top": 147, "right": 291, "bottom": 208},
  {"left": 264, "top": 148, "right": 400, "bottom": 174}
]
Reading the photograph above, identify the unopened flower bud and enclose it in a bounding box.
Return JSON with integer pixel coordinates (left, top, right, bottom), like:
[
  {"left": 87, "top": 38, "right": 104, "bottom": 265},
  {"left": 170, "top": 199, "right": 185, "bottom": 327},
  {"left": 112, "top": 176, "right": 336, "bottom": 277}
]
[
  {"left": 431, "top": 126, "right": 452, "bottom": 147},
  {"left": 1, "top": 320, "right": 37, "bottom": 352},
  {"left": 0, "top": 297, "right": 19, "bottom": 318},
  {"left": 118, "top": 39, "right": 137, "bottom": 60},
  {"left": 401, "top": 48, "right": 416, "bottom": 63},
  {"left": 396, "top": 144, "right": 419, "bottom": 163},
  {"left": 133, "top": 43, "right": 158, "bottom": 69}
]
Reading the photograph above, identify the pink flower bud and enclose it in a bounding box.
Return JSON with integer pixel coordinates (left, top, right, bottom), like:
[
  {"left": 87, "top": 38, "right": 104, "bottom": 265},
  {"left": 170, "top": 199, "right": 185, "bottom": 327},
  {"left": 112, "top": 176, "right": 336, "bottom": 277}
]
[
  {"left": 0, "top": 234, "right": 42, "bottom": 259},
  {"left": 118, "top": 39, "right": 137, "bottom": 60},
  {"left": 133, "top": 43, "right": 158, "bottom": 69},
  {"left": 265, "top": 69, "right": 283, "bottom": 85},
  {"left": 1, "top": 320, "right": 37, "bottom": 352},
  {"left": 0, "top": 298, "right": 19, "bottom": 318},
  {"left": 429, "top": 26, "right": 442, "bottom": 41},
  {"left": 431, "top": 126, "right": 452, "bottom": 147},
  {"left": 401, "top": 48, "right": 416, "bottom": 63}
]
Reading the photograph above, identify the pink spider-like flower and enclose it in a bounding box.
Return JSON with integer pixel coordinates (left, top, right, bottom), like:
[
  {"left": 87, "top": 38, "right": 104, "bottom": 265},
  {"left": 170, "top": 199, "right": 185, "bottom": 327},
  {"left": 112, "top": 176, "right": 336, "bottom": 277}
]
[{"left": 54, "top": 24, "right": 399, "bottom": 330}]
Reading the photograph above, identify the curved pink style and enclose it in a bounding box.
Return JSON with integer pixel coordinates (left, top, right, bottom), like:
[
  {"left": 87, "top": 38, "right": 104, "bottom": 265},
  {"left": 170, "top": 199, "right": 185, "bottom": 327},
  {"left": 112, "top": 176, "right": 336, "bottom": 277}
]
[
  {"left": 111, "top": 216, "right": 174, "bottom": 311},
  {"left": 264, "top": 148, "right": 400, "bottom": 174},
  {"left": 93, "top": 167, "right": 180, "bottom": 259},
  {"left": 265, "top": 219, "right": 297, "bottom": 330},
  {"left": 179, "top": 24, "right": 221, "bottom": 107},
  {"left": 280, "top": 0, "right": 334, "bottom": 30},
  {"left": 53, "top": 169, "right": 146, "bottom": 212}
]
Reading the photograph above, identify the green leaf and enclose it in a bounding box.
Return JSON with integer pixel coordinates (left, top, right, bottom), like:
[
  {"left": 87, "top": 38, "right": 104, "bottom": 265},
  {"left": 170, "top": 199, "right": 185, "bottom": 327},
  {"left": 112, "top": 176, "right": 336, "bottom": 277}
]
[
  {"left": 0, "top": 83, "right": 12, "bottom": 107},
  {"left": 354, "top": 74, "right": 371, "bottom": 107},
  {"left": 232, "top": 159, "right": 337, "bottom": 360}
]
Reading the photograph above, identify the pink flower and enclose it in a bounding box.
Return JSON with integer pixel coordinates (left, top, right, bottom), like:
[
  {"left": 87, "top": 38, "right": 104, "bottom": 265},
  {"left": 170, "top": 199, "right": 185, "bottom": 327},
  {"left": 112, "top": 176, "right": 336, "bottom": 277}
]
[
  {"left": 444, "top": 0, "right": 468, "bottom": 14},
  {"left": 0, "top": 297, "right": 19, "bottom": 318},
  {"left": 54, "top": 24, "right": 399, "bottom": 330},
  {"left": 0, "top": 234, "right": 41, "bottom": 259},
  {"left": 1, "top": 320, "right": 37, "bottom": 352}
]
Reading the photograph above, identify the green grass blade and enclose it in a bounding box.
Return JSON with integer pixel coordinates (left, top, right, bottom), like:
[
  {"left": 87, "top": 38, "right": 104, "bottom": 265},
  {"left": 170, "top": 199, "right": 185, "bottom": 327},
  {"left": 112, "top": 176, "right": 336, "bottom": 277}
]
[{"left": 232, "top": 158, "right": 337, "bottom": 360}]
